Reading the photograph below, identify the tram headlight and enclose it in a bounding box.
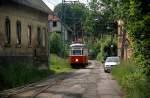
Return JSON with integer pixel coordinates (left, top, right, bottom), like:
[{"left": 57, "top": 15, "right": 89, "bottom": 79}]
[{"left": 75, "top": 59, "right": 79, "bottom": 62}]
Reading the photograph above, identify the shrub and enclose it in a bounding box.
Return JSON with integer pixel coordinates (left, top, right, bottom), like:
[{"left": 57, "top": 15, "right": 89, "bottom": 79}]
[
  {"left": 0, "top": 62, "right": 50, "bottom": 90},
  {"left": 127, "top": 15, "right": 150, "bottom": 77},
  {"left": 112, "top": 60, "right": 150, "bottom": 98},
  {"left": 87, "top": 39, "right": 101, "bottom": 59},
  {"left": 86, "top": 35, "right": 115, "bottom": 60},
  {"left": 96, "top": 35, "right": 117, "bottom": 61},
  {"left": 50, "top": 32, "right": 62, "bottom": 55},
  {"left": 50, "top": 54, "right": 72, "bottom": 73},
  {"left": 49, "top": 32, "right": 69, "bottom": 58},
  {"left": 61, "top": 41, "right": 70, "bottom": 58}
]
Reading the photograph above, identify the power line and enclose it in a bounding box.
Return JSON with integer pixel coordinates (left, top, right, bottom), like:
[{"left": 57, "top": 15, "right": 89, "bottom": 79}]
[{"left": 63, "top": 0, "right": 86, "bottom": 42}]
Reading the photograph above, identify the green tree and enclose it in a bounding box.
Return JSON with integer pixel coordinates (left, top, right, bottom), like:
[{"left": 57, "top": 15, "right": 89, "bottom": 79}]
[
  {"left": 100, "top": 0, "right": 150, "bottom": 75},
  {"left": 50, "top": 32, "right": 69, "bottom": 57},
  {"left": 50, "top": 32, "right": 62, "bottom": 55},
  {"left": 84, "top": 0, "right": 119, "bottom": 39},
  {"left": 54, "top": 3, "right": 87, "bottom": 33}
]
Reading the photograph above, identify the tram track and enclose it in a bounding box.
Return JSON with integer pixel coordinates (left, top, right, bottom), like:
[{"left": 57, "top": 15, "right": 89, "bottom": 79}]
[
  {"left": 0, "top": 62, "right": 93, "bottom": 98},
  {"left": 0, "top": 73, "right": 72, "bottom": 98},
  {"left": 28, "top": 61, "right": 96, "bottom": 98},
  {"left": 29, "top": 79, "right": 62, "bottom": 98}
]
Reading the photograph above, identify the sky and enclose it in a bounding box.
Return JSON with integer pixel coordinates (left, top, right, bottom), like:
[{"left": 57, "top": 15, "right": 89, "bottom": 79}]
[{"left": 42, "top": 0, "right": 89, "bottom": 11}]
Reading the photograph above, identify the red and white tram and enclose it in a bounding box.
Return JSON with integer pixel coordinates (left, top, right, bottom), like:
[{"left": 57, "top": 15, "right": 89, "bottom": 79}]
[{"left": 69, "top": 43, "right": 88, "bottom": 68}]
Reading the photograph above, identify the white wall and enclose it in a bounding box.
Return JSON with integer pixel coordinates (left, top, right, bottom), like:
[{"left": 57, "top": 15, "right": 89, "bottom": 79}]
[{"left": 49, "top": 21, "right": 68, "bottom": 41}]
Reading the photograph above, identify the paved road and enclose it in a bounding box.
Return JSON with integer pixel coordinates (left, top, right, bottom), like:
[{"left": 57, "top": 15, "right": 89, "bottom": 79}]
[{"left": 8, "top": 60, "right": 123, "bottom": 98}]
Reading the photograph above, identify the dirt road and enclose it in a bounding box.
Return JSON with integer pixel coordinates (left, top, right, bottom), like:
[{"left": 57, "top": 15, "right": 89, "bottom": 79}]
[{"left": 3, "top": 60, "right": 123, "bottom": 98}]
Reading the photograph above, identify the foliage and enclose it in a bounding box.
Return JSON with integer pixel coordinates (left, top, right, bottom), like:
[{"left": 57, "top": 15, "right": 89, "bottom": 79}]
[
  {"left": 126, "top": 1, "right": 150, "bottom": 76},
  {"left": 94, "top": 0, "right": 150, "bottom": 76},
  {"left": 50, "top": 32, "right": 62, "bottom": 55},
  {"left": 50, "top": 54, "right": 72, "bottom": 73},
  {"left": 86, "top": 38, "right": 101, "bottom": 59},
  {"left": 112, "top": 60, "right": 150, "bottom": 98},
  {"left": 50, "top": 32, "right": 70, "bottom": 58},
  {"left": 97, "top": 35, "right": 117, "bottom": 61},
  {"left": 84, "top": 0, "right": 119, "bottom": 38},
  {"left": 86, "top": 35, "right": 117, "bottom": 60},
  {"left": 62, "top": 41, "right": 70, "bottom": 58},
  {"left": 0, "top": 62, "right": 50, "bottom": 90},
  {"left": 54, "top": 3, "right": 87, "bottom": 33},
  {"left": 97, "top": 0, "right": 150, "bottom": 97}
]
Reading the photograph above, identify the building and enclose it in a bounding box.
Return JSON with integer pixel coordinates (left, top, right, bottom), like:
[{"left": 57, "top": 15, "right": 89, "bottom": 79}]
[
  {"left": 117, "top": 20, "right": 132, "bottom": 60},
  {"left": 0, "top": 0, "right": 52, "bottom": 69},
  {"left": 48, "top": 15, "right": 73, "bottom": 41}
]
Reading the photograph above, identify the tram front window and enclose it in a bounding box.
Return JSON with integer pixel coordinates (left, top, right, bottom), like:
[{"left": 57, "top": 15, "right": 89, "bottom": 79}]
[{"left": 72, "top": 50, "right": 82, "bottom": 55}]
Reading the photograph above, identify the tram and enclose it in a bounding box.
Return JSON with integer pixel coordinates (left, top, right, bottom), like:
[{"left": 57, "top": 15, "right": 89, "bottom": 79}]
[{"left": 69, "top": 43, "right": 88, "bottom": 68}]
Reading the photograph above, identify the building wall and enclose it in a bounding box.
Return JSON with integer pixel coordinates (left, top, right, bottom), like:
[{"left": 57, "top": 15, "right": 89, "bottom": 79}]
[
  {"left": 117, "top": 20, "right": 132, "bottom": 60},
  {"left": 51, "top": 21, "right": 61, "bottom": 32},
  {"left": 0, "top": 2, "right": 49, "bottom": 68},
  {"left": 49, "top": 20, "right": 68, "bottom": 41},
  {"left": 117, "top": 23, "right": 124, "bottom": 58}
]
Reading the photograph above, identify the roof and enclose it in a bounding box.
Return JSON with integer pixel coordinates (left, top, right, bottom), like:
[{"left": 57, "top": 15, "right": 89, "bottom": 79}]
[
  {"left": 70, "top": 43, "right": 86, "bottom": 47},
  {"left": 11, "top": 0, "right": 52, "bottom": 14},
  {"left": 48, "top": 15, "right": 60, "bottom": 21},
  {"left": 48, "top": 14, "right": 73, "bottom": 32}
]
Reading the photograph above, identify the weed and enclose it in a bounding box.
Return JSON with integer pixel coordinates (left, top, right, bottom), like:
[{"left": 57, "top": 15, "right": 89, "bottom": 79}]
[
  {"left": 50, "top": 54, "right": 72, "bottom": 74},
  {"left": 112, "top": 60, "right": 150, "bottom": 98},
  {"left": 0, "top": 62, "right": 50, "bottom": 90}
]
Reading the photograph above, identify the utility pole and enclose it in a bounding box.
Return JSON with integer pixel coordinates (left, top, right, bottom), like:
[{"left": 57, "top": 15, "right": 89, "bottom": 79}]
[
  {"left": 61, "top": 0, "right": 64, "bottom": 57},
  {"left": 63, "top": 0, "right": 79, "bottom": 42}
]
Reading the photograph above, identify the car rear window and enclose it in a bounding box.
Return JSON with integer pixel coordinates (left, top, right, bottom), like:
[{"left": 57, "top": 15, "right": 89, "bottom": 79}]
[{"left": 106, "top": 57, "right": 119, "bottom": 62}]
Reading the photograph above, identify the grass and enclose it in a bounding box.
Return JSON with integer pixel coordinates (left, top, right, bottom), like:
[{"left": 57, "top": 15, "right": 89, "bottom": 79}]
[
  {"left": 0, "top": 54, "right": 72, "bottom": 90},
  {"left": 49, "top": 54, "right": 72, "bottom": 74},
  {"left": 112, "top": 60, "right": 150, "bottom": 98},
  {"left": 0, "top": 62, "right": 50, "bottom": 90}
]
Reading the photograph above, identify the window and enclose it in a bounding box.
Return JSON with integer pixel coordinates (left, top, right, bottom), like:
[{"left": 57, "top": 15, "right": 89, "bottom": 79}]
[
  {"left": 72, "top": 50, "right": 82, "bottom": 55},
  {"left": 42, "top": 28, "right": 46, "bottom": 47},
  {"left": 5, "top": 17, "right": 11, "bottom": 45},
  {"left": 16, "top": 21, "right": 21, "bottom": 46},
  {"left": 37, "top": 27, "right": 41, "bottom": 47},
  {"left": 37, "top": 27, "right": 46, "bottom": 47},
  {"left": 53, "top": 21, "right": 57, "bottom": 27},
  {"left": 83, "top": 49, "right": 88, "bottom": 55},
  {"left": 106, "top": 57, "right": 119, "bottom": 62},
  {"left": 28, "top": 25, "right": 32, "bottom": 47}
]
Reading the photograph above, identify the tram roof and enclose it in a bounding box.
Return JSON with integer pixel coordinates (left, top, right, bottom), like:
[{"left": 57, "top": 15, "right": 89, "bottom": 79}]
[{"left": 70, "top": 43, "right": 86, "bottom": 47}]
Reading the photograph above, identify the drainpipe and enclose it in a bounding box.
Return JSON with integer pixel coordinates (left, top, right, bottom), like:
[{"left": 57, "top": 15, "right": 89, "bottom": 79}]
[{"left": 48, "top": 20, "right": 51, "bottom": 68}]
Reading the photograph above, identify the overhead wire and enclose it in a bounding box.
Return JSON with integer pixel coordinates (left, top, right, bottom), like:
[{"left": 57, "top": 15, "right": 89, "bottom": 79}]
[{"left": 47, "top": 0, "right": 89, "bottom": 42}]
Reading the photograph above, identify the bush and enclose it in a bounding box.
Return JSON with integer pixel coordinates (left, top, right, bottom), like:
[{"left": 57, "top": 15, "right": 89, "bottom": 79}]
[
  {"left": 50, "top": 54, "right": 72, "bottom": 73},
  {"left": 50, "top": 32, "right": 62, "bottom": 55},
  {"left": 61, "top": 41, "right": 70, "bottom": 58},
  {"left": 49, "top": 32, "right": 69, "bottom": 58},
  {"left": 0, "top": 62, "right": 50, "bottom": 90},
  {"left": 96, "top": 35, "right": 117, "bottom": 61},
  {"left": 87, "top": 39, "right": 101, "bottom": 59},
  {"left": 112, "top": 60, "right": 150, "bottom": 98},
  {"left": 127, "top": 15, "right": 150, "bottom": 77},
  {"left": 86, "top": 35, "right": 113, "bottom": 59}
]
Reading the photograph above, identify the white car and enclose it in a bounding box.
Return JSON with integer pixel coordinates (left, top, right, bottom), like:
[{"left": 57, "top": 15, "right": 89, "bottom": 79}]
[{"left": 104, "top": 57, "right": 120, "bottom": 73}]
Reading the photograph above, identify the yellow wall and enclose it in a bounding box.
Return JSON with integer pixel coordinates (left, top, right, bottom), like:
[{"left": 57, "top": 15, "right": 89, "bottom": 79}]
[{"left": 0, "top": 3, "right": 49, "bottom": 57}]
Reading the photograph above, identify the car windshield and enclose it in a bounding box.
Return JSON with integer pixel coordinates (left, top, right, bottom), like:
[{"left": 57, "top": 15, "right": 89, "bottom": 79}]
[{"left": 106, "top": 57, "right": 119, "bottom": 62}]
